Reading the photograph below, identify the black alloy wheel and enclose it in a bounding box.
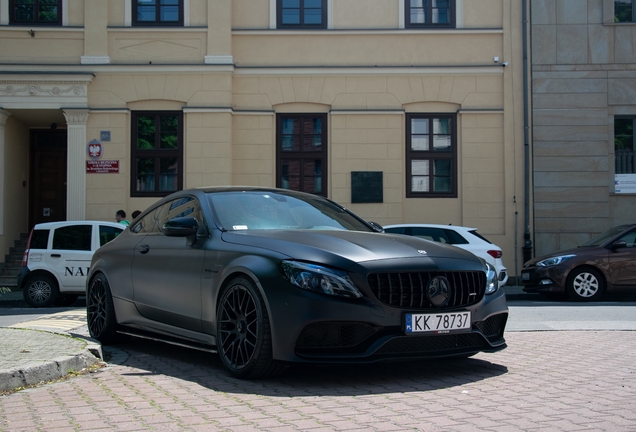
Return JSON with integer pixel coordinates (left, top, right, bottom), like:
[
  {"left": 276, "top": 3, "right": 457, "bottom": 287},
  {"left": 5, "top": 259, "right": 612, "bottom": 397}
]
[
  {"left": 23, "top": 274, "right": 59, "bottom": 308},
  {"left": 216, "top": 277, "right": 283, "bottom": 378},
  {"left": 87, "top": 274, "right": 120, "bottom": 344}
]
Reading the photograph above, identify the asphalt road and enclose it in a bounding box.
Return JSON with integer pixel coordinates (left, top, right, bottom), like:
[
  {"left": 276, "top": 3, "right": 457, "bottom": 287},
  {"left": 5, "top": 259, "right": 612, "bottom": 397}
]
[{"left": 2, "top": 293, "right": 636, "bottom": 330}]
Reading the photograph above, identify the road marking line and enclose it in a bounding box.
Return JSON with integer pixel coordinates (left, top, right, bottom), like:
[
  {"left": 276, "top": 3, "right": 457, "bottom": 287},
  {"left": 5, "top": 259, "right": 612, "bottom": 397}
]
[{"left": 10, "top": 309, "right": 87, "bottom": 331}]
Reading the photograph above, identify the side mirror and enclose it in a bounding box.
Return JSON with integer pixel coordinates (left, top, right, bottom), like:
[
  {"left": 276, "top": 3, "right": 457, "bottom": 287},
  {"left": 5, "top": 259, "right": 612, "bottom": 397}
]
[
  {"left": 163, "top": 217, "right": 199, "bottom": 238},
  {"left": 611, "top": 240, "right": 628, "bottom": 250}
]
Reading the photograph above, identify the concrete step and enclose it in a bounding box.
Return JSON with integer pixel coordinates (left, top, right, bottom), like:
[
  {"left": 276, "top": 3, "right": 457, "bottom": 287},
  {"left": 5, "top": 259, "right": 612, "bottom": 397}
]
[{"left": 0, "top": 277, "right": 18, "bottom": 288}]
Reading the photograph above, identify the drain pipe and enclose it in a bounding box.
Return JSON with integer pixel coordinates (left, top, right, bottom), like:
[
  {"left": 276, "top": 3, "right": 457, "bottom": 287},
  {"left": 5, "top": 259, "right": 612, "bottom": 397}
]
[{"left": 522, "top": 0, "right": 533, "bottom": 264}]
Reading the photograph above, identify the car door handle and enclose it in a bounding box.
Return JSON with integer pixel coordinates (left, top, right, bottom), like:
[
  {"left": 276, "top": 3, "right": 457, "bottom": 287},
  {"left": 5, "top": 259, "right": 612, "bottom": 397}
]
[
  {"left": 50, "top": 254, "right": 61, "bottom": 258},
  {"left": 138, "top": 245, "right": 150, "bottom": 254}
]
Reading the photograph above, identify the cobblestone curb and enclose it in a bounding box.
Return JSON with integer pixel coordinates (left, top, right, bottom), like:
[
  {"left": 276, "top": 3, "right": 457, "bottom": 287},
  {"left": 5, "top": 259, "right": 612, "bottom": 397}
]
[{"left": 0, "top": 328, "right": 100, "bottom": 392}]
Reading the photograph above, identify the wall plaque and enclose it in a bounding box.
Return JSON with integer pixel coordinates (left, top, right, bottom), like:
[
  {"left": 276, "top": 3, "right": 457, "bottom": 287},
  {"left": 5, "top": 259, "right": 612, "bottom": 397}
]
[
  {"left": 351, "top": 171, "right": 383, "bottom": 203},
  {"left": 87, "top": 160, "right": 119, "bottom": 173}
]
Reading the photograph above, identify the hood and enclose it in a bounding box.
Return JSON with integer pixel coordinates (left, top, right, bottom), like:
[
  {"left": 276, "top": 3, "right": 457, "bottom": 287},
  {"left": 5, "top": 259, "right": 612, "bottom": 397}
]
[{"left": 221, "top": 229, "right": 483, "bottom": 270}]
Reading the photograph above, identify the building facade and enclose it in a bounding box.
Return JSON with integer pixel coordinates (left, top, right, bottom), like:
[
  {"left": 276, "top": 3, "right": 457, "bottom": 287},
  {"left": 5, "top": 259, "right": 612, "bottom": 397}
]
[
  {"left": 0, "top": 0, "right": 528, "bottom": 278},
  {"left": 531, "top": 0, "right": 636, "bottom": 256}
]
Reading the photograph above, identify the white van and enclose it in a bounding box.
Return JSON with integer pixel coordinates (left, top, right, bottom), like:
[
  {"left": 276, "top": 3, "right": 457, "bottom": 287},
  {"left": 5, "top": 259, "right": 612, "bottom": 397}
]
[{"left": 17, "top": 221, "right": 125, "bottom": 307}]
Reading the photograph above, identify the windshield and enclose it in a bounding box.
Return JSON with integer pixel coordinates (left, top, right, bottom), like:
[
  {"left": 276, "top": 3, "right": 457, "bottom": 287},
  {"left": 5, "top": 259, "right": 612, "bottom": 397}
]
[
  {"left": 207, "top": 191, "right": 374, "bottom": 232},
  {"left": 581, "top": 225, "right": 630, "bottom": 247}
]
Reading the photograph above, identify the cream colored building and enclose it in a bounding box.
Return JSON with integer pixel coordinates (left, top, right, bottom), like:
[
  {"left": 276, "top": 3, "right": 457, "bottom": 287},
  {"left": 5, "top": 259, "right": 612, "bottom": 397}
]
[{"left": 0, "top": 0, "right": 529, "bottom": 280}]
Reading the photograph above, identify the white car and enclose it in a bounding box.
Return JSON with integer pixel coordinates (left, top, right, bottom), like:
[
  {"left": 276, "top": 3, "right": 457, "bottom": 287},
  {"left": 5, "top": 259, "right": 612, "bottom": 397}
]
[
  {"left": 17, "top": 220, "right": 125, "bottom": 307},
  {"left": 383, "top": 224, "right": 508, "bottom": 286}
]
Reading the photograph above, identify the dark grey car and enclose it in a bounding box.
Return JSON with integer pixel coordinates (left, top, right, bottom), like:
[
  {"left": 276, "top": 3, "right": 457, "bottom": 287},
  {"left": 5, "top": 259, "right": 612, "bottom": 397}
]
[{"left": 87, "top": 187, "right": 508, "bottom": 378}]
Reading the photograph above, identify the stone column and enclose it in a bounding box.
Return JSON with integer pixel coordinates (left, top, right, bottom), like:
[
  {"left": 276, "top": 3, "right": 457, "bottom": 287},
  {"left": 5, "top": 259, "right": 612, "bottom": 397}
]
[
  {"left": 205, "top": 0, "right": 233, "bottom": 64},
  {"left": 81, "top": 0, "right": 110, "bottom": 64},
  {"left": 0, "top": 110, "right": 11, "bottom": 235},
  {"left": 63, "top": 109, "right": 89, "bottom": 221}
]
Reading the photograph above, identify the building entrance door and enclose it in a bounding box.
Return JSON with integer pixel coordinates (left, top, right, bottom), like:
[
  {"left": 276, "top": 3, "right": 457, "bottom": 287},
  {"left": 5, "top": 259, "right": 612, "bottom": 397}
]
[{"left": 30, "top": 130, "right": 67, "bottom": 228}]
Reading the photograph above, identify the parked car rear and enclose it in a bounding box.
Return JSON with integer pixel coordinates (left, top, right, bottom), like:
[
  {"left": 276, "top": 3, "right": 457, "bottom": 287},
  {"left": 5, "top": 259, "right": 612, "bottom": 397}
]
[
  {"left": 18, "top": 221, "right": 124, "bottom": 307},
  {"left": 383, "top": 224, "right": 508, "bottom": 286}
]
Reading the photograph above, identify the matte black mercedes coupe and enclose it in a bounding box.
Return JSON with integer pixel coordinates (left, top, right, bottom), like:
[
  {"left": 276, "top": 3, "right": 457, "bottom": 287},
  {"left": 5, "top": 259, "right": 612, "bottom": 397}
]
[{"left": 87, "top": 187, "right": 508, "bottom": 378}]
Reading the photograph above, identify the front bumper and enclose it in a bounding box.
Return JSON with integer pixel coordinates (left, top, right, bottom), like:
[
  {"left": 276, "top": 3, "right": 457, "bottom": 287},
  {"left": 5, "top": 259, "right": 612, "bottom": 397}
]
[
  {"left": 520, "top": 266, "right": 567, "bottom": 293},
  {"left": 265, "top": 278, "right": 509, "bottom": 363}
]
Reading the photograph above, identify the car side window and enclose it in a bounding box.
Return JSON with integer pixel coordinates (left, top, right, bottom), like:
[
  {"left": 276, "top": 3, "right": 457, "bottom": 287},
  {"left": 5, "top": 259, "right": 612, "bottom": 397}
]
[
  {"left": 617, "top": 230, "right": 636, "bottom": 248},
  {"left": 52, "top": 225, "right": 92, "bottom": 251},
  {"left": 412, "top": 227, "right": 449, "bottom": 243},
  {"left": 99, "top": 225, "right": 124, "bottom": 246},
  {"left": 30, "top": 229, "right": 50, "bottom": 249},
  {"left": 131, "top": 196, "right": 203, "bottom": 235},
  {"left": 444, "top": 229, "right": 469, "bottom": 245}
]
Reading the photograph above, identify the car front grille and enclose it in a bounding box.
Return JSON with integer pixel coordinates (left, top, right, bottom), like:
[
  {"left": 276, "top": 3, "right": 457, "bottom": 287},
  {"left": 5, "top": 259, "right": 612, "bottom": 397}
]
[{"left": 367, "top": 271, "right": 486, "bottom": 309}]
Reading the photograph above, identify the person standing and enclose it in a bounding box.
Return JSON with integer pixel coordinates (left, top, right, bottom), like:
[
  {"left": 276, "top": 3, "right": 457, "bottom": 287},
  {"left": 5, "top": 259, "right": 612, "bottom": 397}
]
[{"left": 116, "top": 210, "right": 130, "bottom": 226}]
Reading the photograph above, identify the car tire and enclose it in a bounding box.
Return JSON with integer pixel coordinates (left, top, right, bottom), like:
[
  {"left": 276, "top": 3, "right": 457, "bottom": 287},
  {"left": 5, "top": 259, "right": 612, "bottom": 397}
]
[
  {"left": 23, "top": 274, "right": 59, "bottom": 308},
  {"left": 87, "top": 273, "right": 121, "bottom": 344},
  {"left": 566, "top": 267, "right": 604, "bottom": 302},
  {"left": 55, "top": 295, "right": 79, "bottom": 307},
  {"left": 216, "top": 277, "right": 285, "bottom": 379}
]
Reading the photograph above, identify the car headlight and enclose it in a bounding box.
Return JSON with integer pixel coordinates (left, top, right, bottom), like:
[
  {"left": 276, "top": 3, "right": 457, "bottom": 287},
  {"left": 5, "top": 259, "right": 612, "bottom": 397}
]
[
  {"left": 484, "top": 261, "right": 498, "bottom": 295},
  {"left": 536, "top": 254, "right": 576, "bottom": 267},
  {"left": 279, "top": 261, "right": 362, "bottom": 298}
]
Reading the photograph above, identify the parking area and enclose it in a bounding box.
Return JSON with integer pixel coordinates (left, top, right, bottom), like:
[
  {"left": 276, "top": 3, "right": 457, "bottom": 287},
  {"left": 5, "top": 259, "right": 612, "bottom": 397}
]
[{"left": 1, "top": 330, "right": 635, "bottom": 431}]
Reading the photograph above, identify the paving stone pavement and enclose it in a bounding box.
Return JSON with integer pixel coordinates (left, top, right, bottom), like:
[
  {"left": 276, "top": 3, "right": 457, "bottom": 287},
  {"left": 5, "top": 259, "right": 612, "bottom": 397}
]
[{"left": 1, "top": 330, "right": 635, "bottom": 431}]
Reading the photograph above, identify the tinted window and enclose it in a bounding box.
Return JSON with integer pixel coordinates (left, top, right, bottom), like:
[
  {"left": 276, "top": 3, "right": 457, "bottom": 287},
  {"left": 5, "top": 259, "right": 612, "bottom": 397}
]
[
  {"left": 412, "top": 227, "right": 451, "bottom": 243},
  {"left": 131, "top": 196, "right": 203, "bottom": 235},
  {"left": 30, "top": 229, "right": 50, "bottom": 249},
  {"left": 99, "top": 225, "right": 124, "bottom": 246},
  {"left": 617, "top": 229, "right": 636, "bottom": 248},
  {"left": 444, "top": 229, "right": 469, "bottom": 245},
  {"left": 52, "top": 225, "right": 92, "bottom": 251}
]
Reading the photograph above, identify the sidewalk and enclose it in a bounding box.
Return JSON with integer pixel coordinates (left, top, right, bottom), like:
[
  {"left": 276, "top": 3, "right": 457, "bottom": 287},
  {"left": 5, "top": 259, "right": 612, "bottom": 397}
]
[{"left": 0, "top": 289, "right": 100, "bottom": 392}]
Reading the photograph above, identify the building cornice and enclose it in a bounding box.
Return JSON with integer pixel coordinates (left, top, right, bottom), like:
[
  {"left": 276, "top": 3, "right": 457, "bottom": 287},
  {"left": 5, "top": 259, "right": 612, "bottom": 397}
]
[{"left": 0, "top": 65, "right": 503, "bottom": 76}]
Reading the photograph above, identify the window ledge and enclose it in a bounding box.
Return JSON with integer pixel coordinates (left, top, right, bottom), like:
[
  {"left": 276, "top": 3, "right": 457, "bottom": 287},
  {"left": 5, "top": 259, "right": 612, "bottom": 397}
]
[
  {"left": 0, "top": 25, "right": 83, "bottom": 31},
  {"left": 107, "top": 26, "right": 207, "bottom": 32},
  {"left": 232, "top": 28, "right": 503, "bottom": 36}
]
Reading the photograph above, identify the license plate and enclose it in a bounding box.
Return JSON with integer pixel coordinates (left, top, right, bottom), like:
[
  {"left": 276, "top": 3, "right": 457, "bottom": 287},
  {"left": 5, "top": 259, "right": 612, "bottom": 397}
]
[
  {"left": 405, "top": 311, "right": 471, "bottom": 334},
  {"left": 521, "top": 272, "right": 530, "bottom": 281}
]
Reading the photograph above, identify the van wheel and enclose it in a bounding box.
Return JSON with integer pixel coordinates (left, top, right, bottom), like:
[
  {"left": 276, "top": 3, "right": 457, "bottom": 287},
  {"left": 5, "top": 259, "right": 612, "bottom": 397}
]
[{"left": 23, "top": 274, "right": 59, "bottom": 308}]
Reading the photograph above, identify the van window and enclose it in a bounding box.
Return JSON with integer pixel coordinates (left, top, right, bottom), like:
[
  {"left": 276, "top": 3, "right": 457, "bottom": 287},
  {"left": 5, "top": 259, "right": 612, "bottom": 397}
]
[
  {"left": 99, "top": 225, "right": 124, "bottom": 246},
  {"left": 52, "top": 225, "right": 92, "bottom": 251},
  {"left": 30, "top": 229, "right": 50, "bottom": 249}
]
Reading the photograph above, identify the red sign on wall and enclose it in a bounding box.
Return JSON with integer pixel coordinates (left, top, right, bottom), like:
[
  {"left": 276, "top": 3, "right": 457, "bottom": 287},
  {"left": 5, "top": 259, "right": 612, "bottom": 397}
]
[{"left": 86, "top": 160, "right": 119, "bottom": 173}]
